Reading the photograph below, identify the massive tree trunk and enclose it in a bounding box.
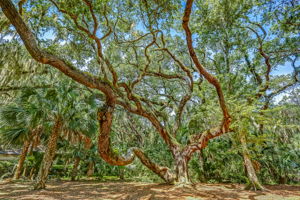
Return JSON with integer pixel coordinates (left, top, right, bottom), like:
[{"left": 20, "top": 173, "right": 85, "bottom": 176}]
[
  {"left": 13, "top": 140, "right": 30, "bottom": 180},
  {"left": 172, "top": 147, "right": 191, "bottom": 184},
  {"left": 86, "top": 161, "right": 94, "bottom": 177},
  {"left": 34, "top": 117, "right": 62, "bottom": 190},
  {"left": 71, "top": 157, "right": 80, "bottom": 181},
  {"left": 175, "top": 155, "right": 190, "bottom": 184},
  {"left": 97, "top": 101, "right": 231, "bottom": 185},
  {"left": 240, "top": 134, "right": 264, "bottom": 190}
]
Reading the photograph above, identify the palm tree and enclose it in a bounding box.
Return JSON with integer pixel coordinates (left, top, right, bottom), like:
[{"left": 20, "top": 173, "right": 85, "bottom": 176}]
[
  {"left": 1, "top": 84, "right": 68, "bottom": 189},
  {"left": 0, "top": 35, "right": 56, "bottom": 180},
  {"left": 34, "top": 81, "right": 98, "bottom": 189},
  {"left": 34, "top": 115, "right": 62, "bottom": 189},
  {"left": 0, "top": 99, "right": 43, "bottom": 180},
  {"left": 0, "top": 38, "right": 99, "bottom": 185},
  {"left": 62, "top": 106, "right": 97, "bottom": 181}
]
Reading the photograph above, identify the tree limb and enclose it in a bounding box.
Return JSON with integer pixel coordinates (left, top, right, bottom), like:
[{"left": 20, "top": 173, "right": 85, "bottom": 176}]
[
  {"left": 182, "top": 0, "right": 231, "bottom": 155},
  {"left": 0, "top": 0, "right": 114, "bottom": 98}
]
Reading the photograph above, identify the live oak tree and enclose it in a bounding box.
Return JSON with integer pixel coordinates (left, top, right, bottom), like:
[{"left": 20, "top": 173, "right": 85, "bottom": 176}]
[
  {"left": 0, "top": 0, "right": 299, "bottom": 188},
  {"left": 0, "top": 0, "right": 228, "bottom": 185}
]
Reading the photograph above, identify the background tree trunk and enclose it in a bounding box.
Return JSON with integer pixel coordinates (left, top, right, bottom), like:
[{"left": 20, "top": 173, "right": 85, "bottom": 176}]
[
  {"left": 13, "top": 140, "right": 30, "bottom": 180},
  {"left": 34, "top": 117, "right": 62, "bottom": 190},
  {"left": 22, "top": 166, "right": 27, "bottom": 177},
  {"left": 119, "top": 167, "right": 125, "bottom": 180},
  {"left": 71, "top": 157, "right": 80, "bottom": 181},
  {"left": 29, "top": 167, "right": 35, "bottom": 180},
  {"left": 86, "top": 161, "right": 94, "bottom": 177},
  {"left": 64, "top": 159, "right": 70, "bottom": 171}
]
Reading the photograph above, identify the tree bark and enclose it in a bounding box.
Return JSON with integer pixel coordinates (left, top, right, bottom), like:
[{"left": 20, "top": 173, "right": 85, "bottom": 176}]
[
  {"left": 175, "top": 155, "right": 190, "bottom": 184},
  {"left": 97, "top": 103, "right": 134, "bottom": 166},
  {"left": 13, "top": 140, "right": 30, "bottom": 180},
  {"left": 86, "top": 161, "right": 94, "bottom": 177},
  {"left": 34, "top": 117, "right": 62, "bottom": 190},
  {"left": 240, "top": 134, "right": 265, "bottom": 190},
  {"left": 71, "top": 157, "right": 80, "bottom": 181}
]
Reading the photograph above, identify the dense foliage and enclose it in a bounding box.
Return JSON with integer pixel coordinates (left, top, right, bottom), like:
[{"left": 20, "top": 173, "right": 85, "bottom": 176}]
[{"left": 0, "top": 0, "right": 299, "bottom": 191}]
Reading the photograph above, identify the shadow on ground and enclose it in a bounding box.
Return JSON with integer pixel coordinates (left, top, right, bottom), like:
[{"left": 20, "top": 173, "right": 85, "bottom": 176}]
[{"left": 0, "top": 180, "right": 299, "bottom": 200}]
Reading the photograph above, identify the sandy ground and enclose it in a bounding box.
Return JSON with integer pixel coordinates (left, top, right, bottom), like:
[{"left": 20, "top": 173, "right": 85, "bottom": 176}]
[{"left": 0, "top": 180, "right": 299, "bottom": 200}]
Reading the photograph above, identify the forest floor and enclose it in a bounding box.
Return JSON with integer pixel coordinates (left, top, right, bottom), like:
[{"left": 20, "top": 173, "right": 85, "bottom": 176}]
[{"left": 0, "top": 180, "right": 299, "bottom": 200}]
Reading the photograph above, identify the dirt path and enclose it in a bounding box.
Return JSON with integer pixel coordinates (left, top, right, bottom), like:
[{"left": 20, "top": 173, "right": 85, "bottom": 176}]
[{"left": 0, "top": 180, "right": 299, "bottom": 200}]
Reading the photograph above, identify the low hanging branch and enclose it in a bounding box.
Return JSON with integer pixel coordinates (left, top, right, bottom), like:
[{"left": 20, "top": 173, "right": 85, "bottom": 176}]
[
  {"left": 97, "top": 101, "right": 176, "bottom": 183},
  {"left": 0, "top": 0, "right": 138, "bottom": 170},
  {"left": 97, "top": 101, "right": 135, "bottom": 166},
  {"left": 132, "top": 148, "right": 175, "bottom": 184}
]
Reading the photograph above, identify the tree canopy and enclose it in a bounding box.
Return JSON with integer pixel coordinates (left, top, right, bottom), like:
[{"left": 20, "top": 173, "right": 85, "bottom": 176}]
[{"left": 0, "top": 0, "right": 299, "bottom": 191}]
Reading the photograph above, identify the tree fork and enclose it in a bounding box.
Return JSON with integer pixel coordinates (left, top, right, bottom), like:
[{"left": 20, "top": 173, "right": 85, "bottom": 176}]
[{"left": 97, "top": 101, "right": 176, "bottom": 183}]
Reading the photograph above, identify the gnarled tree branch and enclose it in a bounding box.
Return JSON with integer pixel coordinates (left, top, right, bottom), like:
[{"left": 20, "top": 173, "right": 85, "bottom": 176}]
[
  {"left": 182, "top": 0, "right": 231, "bottom": 155},
  {"left": 97, "top": 101, "right": 135, "bottom": 166},
  {"left": 0, "top": 0, "right": 114, "bottom": 98}
]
